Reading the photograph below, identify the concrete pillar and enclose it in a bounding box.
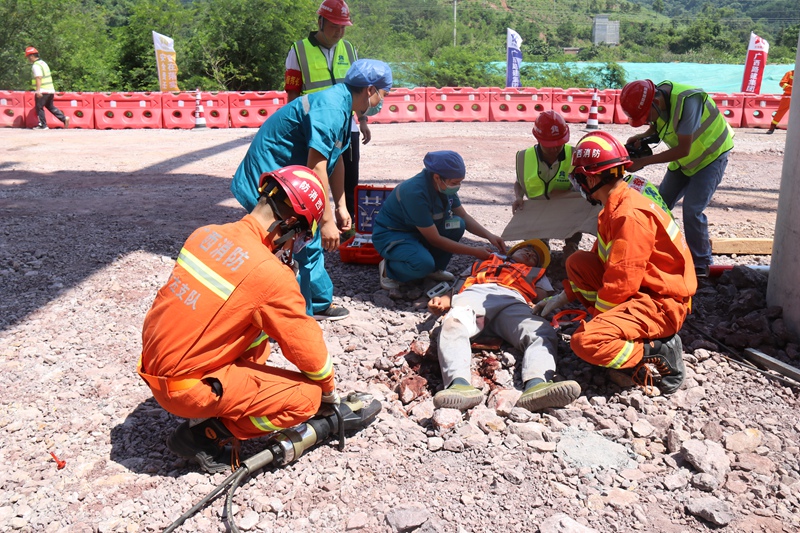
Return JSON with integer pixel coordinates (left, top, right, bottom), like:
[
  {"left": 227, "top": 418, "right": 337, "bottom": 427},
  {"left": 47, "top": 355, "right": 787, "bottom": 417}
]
[{"left": 766, "top": 31, "right": 800, "bottom": 338}]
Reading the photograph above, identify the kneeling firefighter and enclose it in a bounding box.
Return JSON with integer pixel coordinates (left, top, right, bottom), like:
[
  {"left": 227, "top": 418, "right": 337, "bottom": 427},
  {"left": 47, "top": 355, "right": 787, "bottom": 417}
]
[{"left": 138, "top": 165, "right": 380, "bottom": 474}]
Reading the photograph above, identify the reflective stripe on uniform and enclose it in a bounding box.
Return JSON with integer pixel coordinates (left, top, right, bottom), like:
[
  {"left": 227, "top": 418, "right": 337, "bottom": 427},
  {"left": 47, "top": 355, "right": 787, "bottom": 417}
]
[
  {"left": 595, "top": 297, "right": 617, "bottom": 313},
  {"left": 569, "top": 281, "right": 597, "bottom": 302},
  {"left": 249, "top": 415, "right": 282, "bottom": 433},
  {"left": 597, "top": 235, "right": 611, "bottom": 263},
  {"left": 606, "top": 340, "right": 635, "bottom": 369},
  {"left": 247, "top": 332, "right": 270, "bottom": 351},
  {"left": 302, "top": 354, "right": 334, "bottom": 382},
  {"left": 176, "top": 248, "right": 235, "bottom": 300}
]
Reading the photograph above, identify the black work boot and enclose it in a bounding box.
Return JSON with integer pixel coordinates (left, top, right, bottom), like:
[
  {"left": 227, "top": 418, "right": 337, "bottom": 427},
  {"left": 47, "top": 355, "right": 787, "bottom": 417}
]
[
  {"left": 641, "top": 335, "right": 686, "bottom": 395},
  {"left": 167, "top": 418, "right": 236, "bottom": 474}
]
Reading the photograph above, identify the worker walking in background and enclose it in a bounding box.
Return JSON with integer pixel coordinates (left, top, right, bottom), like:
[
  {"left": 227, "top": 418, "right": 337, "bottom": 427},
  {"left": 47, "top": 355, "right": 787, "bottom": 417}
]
[
  {"left": 25, "top": 47, "right": 69, "bottom": 130},
  {"left": 620, "top": 79, "right": 734, "bottom": 279},
  {"left": 372, "top": 150, "right": 506, "bottom": 291},
  {"left": 428, "top": 239, "right": 580, "bottom": 412},
  {"left": 285, "top": 0, "right": 372, "bottom": 227},
  {"left": 767, "top": 69, "right": 793, "bottom": 134},
  {"left": 232, "top": 59, "right": 393, "bottom": 321},
  {"left": 140, "top": 167, "right": 345, "bottom": 474},
  {"left": 535, "top": 132, "right": 696, "bottom": 396},
  {"left": 512, "top": 110, "right": 584, "bottom": 261}
]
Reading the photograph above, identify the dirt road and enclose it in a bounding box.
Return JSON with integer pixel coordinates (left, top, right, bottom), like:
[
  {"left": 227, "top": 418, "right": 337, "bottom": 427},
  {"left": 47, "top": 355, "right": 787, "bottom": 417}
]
[{"left": 0, "top": 123, "right": 796, "bottom": 533}]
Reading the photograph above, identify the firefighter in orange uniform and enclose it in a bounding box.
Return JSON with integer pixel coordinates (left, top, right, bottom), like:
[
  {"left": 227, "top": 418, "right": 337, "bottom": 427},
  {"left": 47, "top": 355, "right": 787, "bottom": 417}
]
[
  {"left": 139, "top": 166, "right": 343, "bottom": 474},
  {"left": 534, "top": 132, "right": 697, "bottom": 395},
  {"left": 767, "top": 69, "right": 793, "bottom": 134}
]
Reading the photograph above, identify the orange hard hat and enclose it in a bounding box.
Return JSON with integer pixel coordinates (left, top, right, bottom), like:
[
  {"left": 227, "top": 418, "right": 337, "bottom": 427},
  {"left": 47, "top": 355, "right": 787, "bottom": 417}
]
[
  {"left": 620, "top": 79, "right": 656, "bottom": 127},
  {"left": 317, "top": 0, "right": 352, "bottom": 26},
  {"left": 25, "top": 46, "right": 39, "bottom": 57},
  {"left": 532, "top": 110, "right": 569, "bottom": 147}
]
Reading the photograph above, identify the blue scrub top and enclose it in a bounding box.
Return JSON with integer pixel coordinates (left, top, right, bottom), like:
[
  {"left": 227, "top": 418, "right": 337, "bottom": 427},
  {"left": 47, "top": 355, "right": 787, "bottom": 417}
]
[
  {"left": 231, "top": 84, "right": 353, "bottom": 211},
  {"left": 374, "top": 169, "right": 462, "bottom": 233}
]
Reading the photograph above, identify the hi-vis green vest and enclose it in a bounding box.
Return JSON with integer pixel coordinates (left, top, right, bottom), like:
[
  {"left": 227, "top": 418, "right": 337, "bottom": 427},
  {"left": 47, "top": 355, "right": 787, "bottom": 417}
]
[
  {"left": 623, "top": 174, "right": 673, "bottom": 219},
  {"left": 655, "top": 81, "right": 734, "bottom": 176},
  {"left": 31, "top": 60, "right": 55, "bottom": 91},
  {"left": 292, "top": 39, "right": 356, "bottom": 94},
  {"left": 515, "top": 145, "right": 574, "bottom": 199}
]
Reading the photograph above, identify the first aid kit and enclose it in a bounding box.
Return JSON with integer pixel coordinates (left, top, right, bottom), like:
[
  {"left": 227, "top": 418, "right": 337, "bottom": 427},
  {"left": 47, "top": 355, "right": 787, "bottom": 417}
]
[{"left": 339, "top": 185, "right": 393, "bottom": 265}]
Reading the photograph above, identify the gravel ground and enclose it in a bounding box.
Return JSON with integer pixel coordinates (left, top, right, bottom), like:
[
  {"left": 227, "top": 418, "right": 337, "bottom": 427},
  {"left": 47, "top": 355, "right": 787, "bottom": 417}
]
[{"left": 0, "top": 123, "right": 798, "bottom": 533}]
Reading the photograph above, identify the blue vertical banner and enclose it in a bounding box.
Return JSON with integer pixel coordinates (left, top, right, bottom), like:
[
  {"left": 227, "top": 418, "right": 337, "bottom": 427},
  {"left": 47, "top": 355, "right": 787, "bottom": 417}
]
[{"left": 506, "top": 28, "right": 523, "bottom": 88}]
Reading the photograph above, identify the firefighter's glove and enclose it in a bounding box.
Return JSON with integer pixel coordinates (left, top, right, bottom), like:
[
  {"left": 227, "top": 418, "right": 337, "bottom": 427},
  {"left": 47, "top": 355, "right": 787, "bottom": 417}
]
[
  {"left": 321, "top": 390, "right": 341, "bottom": 405},
  {"left": 533, "top": 291, "right": 569, "bottom": 318}
]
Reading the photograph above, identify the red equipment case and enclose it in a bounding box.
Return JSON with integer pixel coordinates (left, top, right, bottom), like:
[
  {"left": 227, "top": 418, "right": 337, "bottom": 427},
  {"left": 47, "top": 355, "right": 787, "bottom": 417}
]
[{"left": 339, "top": 185, "right": 393, "bottom": 264}]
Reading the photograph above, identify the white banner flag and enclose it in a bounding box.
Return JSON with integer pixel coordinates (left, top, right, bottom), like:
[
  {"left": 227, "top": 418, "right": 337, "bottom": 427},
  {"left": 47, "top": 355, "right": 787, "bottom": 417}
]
[
  {"left": 153, "top": 31, "right": 179, "bottom": 92},
  {"left": 506, "top": 28, "right": 523, "bottom": 88}
]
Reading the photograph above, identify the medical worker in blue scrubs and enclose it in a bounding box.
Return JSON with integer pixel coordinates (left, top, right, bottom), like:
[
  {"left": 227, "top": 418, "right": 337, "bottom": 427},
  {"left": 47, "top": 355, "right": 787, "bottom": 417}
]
[
  {"left": 231, "top": 59, "right": 392, "bottom": 320},
  {"left": 372, "top": 150, "right": 506, "bottom": 290}
]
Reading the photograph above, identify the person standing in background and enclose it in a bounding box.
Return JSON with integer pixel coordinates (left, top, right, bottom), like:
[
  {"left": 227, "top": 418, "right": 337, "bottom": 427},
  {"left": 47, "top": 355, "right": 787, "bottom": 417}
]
[
  {"left": 284, "top": 0, "right": 372, "bottom": 226},
  {"left": 25, "top": 47, "right": 69, "bottom": 130},
  {"left": 767, "top": 69, "right": 793, "bottom": 134}
]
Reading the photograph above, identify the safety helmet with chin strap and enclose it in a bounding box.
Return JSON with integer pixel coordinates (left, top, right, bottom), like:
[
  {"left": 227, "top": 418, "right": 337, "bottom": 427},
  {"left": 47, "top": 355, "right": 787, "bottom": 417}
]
[
  {"left": 570, "top": 131, "right": 632, "bottom": 205},
  {"left": 620, "top": 79, "right": 656, "bottom": 127},
  {"left": 532, "top": 110, "right": 570, "bottom": 148},
  {"left": 258, "top": 166, "right": 325, "bottom": 261},
  {"left": 317, "top": 0, "right": 352, "bottom": 26}
]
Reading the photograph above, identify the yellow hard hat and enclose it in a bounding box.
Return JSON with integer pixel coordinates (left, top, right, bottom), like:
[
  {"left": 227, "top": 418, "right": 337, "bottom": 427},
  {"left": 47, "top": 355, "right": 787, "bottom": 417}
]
[{"left": 507, "top": 239, "right": 551, "bottom": 269}]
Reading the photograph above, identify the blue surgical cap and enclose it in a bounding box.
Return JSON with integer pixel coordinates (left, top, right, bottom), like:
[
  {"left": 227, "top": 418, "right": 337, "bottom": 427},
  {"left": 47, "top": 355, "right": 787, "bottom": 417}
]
[
  {"left": 344, "top": 59, "right": 393, "bottom": 91},
  {"left": 423, "top": 151, "right": 466, "bottom": 180}
]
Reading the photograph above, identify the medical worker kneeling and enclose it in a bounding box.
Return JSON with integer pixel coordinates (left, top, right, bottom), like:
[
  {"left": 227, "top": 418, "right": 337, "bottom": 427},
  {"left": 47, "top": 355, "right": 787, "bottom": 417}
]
[{"left": 372, "top": 150, "right": 506, "bottom": 290}]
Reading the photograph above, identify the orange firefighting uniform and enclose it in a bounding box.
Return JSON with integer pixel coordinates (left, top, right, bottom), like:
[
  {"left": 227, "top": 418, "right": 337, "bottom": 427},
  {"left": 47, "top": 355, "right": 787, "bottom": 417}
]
[
  {"left": 771, "top": 70, "right": 794, "bottom": 128},
  {"left": 138, "top": 214, "right": 335, "bottom": 440},
  {"left": 563, "top": 182, "right": 697, "bottom": 370}
]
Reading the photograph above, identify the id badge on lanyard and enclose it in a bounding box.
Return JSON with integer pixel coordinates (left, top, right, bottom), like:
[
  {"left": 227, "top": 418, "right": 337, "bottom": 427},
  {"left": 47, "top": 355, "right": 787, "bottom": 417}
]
[{"left": 444, "top": 218, "right": 460, "bottom": 230}]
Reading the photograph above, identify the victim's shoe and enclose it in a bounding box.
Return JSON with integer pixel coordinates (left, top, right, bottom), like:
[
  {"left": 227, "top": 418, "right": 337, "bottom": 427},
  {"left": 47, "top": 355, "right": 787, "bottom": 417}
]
[
  {"left": 516, "top": 380, "right": 581, "bottom": 412},
  {"left": 433, "top": 383, "right": 483, "bottom": 410}
]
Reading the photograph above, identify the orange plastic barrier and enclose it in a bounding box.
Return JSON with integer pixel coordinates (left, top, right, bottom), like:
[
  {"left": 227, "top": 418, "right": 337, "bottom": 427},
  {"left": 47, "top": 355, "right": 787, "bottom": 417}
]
[
  {"left": 608, "top": 89, "right": 630, "bottom": 124},
  {"left": 552, "top": 88, "right": 615, "bottom": 124},
  {"left": 741, "top": 94, "right": 781, "bottom": 129},
  {"left": 201, "top": 92, "right": 229, "bottom": 128},
  {"left": 161, "top": 91, "right": 198, "bottom": 129},
  {"left": 0, "top": 91, "right": 26, "bottom": 128},
  {"left": 425, "top": 87, "right": 490, "bottom": 122},
  {"left": 368, "top": 88, "right": 426, "bottom": 124},
  {"left": 22, "top": 92, "right": 94, "bottom": 129},
  {"left": 94, "top": 92, "right": 162, "bottom": 129},
  {"left": 488, "top": 87, "right": 553, "bottom": 122},
  {"left": 162, "top": 91, "right": 229, "bottom": 129},
  {"left": 742, "top": 94, "right": 789, "bottom": 129},
  {"left": 708, "top": 92, "right": 744, "bottom": 128},
  {"left": 228, "top": 91, "right": 286, "bottom": 128}
]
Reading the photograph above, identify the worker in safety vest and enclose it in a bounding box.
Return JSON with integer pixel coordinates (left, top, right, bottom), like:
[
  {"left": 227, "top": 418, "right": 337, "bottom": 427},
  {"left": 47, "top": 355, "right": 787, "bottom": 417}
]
[
  {"left": 232, "top": 59, "right": 393, "bottom": 321},
  {"left": 767, "top": 69, "right": 793, "bottom": 134},
  {"left": 25, "top": 47, "right": 69, "bottom": 130},
  {"left": 620, "top": 79, "right": 734, "bottom": 279},
  {"left": 285, "top": 0, "right": 370, "bottom": 226},
  {"left": 428, "top": 239, "right": 581, "bottom": 412},
  {"left": 512, "top": 110, "right": 585, "bottom": 261},
  {"left": 372, "top": 150, "right": 506, "bottom": 291},
  {"left": 140, "top": 166, "right": 379, "bottom": 474},
  {"left": 535, "top": 132, "right": 696, "bottom": 396}
]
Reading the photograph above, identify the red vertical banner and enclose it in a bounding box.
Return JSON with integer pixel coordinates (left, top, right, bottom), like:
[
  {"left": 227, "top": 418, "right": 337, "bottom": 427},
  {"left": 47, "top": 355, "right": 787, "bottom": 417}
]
[{"left": 741, "top": 33, "right": 769, "bottom": 93}]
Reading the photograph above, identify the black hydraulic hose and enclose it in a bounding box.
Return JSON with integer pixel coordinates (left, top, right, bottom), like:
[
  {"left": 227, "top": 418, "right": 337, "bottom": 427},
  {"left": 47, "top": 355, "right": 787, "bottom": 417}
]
[
  {"left": 162, "top": 468, "right": 242, "bottom": 533},
  {"left": 683, "top": 321, "right": 799, "bottom": 388},
  {"left": 225, "top": 467, "right": 251, "bottom": 533},
  {"left": 163, "top": 446, "right": 278, "bottom": 533}
]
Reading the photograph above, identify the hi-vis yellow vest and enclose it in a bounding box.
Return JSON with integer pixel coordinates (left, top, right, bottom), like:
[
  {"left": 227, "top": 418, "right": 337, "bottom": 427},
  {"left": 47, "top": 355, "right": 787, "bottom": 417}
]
[
  {"left": 515, "top": 145, "right": 574, "bottom": 199},
  {"left": 31, "top": 60, "right": 55, "bottom": 91},
  {"left": 655, "top": 81, "right": 734, "bottom": 177},
  {"left": 292, "top": 39, "right": 356, "bottom": 94}
]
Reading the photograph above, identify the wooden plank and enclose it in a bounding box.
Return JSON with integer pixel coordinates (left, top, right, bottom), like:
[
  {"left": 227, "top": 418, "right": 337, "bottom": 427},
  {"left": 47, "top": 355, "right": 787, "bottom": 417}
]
[
  {"left": 743, "top": 348, "right": 800, "bottom": 383},
  {"left": 710, "top": 238, "right": 773, "bottom": 255}
]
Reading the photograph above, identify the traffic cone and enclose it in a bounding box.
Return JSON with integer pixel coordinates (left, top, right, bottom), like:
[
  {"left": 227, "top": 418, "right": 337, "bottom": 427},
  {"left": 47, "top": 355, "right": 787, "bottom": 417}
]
[
  {"left": 194, "top": 88, "right": 207, "bottom": 129},
  {"left": 586, "top": 89, "right": 599, "bottom": 130}
]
